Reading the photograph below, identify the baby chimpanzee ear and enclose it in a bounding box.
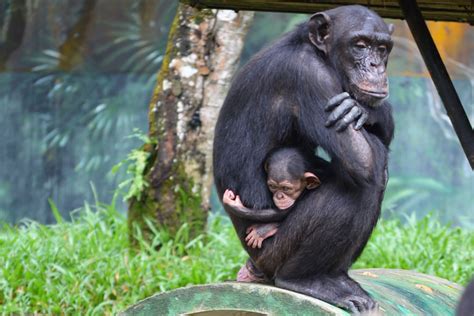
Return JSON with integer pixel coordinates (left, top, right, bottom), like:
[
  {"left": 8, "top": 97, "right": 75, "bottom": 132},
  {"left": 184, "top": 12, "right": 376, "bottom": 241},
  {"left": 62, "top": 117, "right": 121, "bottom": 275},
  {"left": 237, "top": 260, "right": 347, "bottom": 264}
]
[{"left": 304, "top": 172, "right": 321, "bottom": 190}]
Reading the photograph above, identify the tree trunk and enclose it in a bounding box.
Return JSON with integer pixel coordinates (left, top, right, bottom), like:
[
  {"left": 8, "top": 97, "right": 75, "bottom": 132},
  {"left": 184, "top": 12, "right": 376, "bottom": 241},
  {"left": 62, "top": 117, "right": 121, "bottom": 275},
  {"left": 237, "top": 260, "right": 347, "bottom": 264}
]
[
  {"left": 0, "top": 0, "right": 26, "bottom": 71},
  {"left": 128, "top": 4, "right": 254, "bottom": 241}
]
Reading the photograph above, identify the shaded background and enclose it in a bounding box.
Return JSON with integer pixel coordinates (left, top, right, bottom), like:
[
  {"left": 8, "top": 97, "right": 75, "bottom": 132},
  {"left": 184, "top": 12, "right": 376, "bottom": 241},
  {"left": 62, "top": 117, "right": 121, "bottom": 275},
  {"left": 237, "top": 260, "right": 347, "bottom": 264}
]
[{"left": 0, "top": 0, "right": 472, "bottom": 226}]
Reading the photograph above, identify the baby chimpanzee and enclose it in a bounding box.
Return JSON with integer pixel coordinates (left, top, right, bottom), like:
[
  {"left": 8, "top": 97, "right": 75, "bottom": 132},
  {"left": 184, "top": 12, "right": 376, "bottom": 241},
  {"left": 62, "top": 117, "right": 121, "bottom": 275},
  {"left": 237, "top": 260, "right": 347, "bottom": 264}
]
[{"left": 223, "top": 147, "right": 321, "bottom": 249}]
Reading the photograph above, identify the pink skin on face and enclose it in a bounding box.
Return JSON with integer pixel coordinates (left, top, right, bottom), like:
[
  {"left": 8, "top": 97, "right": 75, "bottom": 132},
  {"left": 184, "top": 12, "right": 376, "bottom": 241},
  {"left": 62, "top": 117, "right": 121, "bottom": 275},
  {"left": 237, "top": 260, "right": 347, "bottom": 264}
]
[
  {"left": 268, "top": 179, "right": 304, "bottom": 210},
  {"left": 269, "top": 172, "right": 320, "bottom": 210},
  {"left": 273, "top": 191, "right": 296, "bottom": 210}
]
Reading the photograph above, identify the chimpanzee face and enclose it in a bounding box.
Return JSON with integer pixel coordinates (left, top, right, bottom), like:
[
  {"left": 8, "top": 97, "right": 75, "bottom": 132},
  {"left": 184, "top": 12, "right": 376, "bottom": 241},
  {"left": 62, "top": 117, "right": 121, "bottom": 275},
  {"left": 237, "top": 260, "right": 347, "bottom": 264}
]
[
  {"left": 266, "top": 172, "right": 320, "bottom": 210},
  {"left": 309, "top": 7, "right": 394, "bottom": 107},
  {"left": 267, "top": 178, "right": 306, "bottom": 210},
  {"left": 264, "top": 148, "right": 321, "bottom": 210},
  {"left": 337, "top": 29, "right": 393, "bottom": 106}
]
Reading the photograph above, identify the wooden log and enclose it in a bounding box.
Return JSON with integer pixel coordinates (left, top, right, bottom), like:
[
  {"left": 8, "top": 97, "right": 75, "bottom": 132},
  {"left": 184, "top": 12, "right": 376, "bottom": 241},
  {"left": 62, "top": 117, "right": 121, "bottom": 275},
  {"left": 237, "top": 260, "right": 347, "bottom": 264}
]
[
  {"left": 120, "top": 269, "right": 463, "bottom": 315},
  {"left": 181, "top": 0, "right": 474, "bottom": 24}
]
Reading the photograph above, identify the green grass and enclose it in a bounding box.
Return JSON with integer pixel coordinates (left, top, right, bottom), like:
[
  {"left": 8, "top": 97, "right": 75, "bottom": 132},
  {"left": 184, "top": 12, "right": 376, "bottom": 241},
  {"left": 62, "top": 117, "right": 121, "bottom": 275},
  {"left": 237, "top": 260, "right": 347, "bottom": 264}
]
[
  {"left": 354, "top": 213, "right": 473, "bottom": 282},
  {"left": 0, "top": 201, "right": 472, "bottom": 315}
]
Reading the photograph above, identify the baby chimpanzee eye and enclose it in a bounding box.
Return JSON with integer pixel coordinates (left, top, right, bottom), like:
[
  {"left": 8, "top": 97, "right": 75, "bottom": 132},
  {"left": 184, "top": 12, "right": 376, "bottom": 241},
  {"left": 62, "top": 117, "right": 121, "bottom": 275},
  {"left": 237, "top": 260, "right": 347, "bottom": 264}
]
[
  {"left": 268, "top": 184, "right": 278, "bottom": 191},
  {"left": 283, "top": 186, "right": 292, "bottom": 192}
]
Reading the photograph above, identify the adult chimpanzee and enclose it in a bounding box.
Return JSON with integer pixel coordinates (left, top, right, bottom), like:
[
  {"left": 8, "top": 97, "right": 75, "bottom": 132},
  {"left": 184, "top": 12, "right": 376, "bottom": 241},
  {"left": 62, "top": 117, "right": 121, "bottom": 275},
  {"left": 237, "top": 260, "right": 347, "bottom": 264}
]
[
  {"left": 456, "top": 278, "right": 474, "bottom": 316},
  {"left": 213, "top": 5, "right": 394, "bottom": 313}
]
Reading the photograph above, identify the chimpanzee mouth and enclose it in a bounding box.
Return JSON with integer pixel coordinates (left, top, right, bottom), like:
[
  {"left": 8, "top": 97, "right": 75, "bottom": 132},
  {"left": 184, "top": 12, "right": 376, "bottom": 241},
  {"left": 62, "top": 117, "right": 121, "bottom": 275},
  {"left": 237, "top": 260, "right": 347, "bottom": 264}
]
[
  {"left": 274, "top": 198, "right": 295, "bottom": 210},
  {"left": 359, "top": 88, "right": 388, "bottom": 99}
]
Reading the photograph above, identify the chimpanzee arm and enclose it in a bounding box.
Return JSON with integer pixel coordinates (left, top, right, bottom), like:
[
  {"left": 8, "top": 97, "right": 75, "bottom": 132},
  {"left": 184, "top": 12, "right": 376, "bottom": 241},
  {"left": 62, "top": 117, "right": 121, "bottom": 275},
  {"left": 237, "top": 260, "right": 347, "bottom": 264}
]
[
  {"left": 303, "top": 112, "right": 374, "bottom": 182},
  {"left": 364, "top": 101, "right": 394, "bottom": 147},
  {"left": 225, "top": 203, "right": 288, "bottom": 222},
  {"left": 223, "top": 189, "right": 288, "bottom": 222},
  {"left": 325, "top": 95, "right": 394, "bottom": 149},
  {"left": 298, "top": 85, "right": 376, "bottom": 182}
]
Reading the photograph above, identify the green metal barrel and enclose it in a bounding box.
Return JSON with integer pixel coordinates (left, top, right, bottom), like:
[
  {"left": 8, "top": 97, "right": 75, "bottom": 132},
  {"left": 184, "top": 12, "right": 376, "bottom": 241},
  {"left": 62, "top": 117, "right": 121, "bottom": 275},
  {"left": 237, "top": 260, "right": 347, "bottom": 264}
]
[{"left": 120, "top": 269, "right": 463, "bottom": 315}]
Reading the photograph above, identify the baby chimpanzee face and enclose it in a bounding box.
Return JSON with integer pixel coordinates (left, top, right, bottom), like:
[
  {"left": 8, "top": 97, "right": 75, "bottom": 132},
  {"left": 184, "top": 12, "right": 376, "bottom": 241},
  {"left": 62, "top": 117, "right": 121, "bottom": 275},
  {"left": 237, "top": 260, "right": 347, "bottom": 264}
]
[
  {"left": 267, "top": 173, "right": 319, "bottom": 210},
  {"left": 267, "top": 178, "right": 305, "bottom": 210},
  {"left": 265, "top": 148, "right": 321, "bottom": 210}
]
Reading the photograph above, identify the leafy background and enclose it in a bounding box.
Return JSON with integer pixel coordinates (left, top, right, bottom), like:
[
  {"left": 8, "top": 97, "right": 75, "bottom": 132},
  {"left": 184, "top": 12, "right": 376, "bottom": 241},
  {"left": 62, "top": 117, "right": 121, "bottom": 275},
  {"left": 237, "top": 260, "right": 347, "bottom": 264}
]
[{"left": 0, "top": 0, "right": 472, "bottom": 227}]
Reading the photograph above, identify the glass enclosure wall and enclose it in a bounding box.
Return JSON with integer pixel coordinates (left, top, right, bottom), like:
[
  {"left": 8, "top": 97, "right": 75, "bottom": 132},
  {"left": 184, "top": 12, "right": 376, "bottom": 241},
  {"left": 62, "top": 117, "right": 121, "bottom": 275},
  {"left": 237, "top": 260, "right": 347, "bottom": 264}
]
[
  {"left": 0, "top": 1, "right": 472, "bottom": 226},
  {"left": 0, "top": 0, "right": 176, "bottom": 223}
]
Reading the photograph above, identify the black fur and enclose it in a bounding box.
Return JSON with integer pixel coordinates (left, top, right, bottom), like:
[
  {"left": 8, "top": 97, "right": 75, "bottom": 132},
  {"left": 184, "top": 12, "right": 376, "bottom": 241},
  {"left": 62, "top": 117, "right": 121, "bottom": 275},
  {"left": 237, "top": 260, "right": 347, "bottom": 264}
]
[
  {"left": 213, "top": 5, "right": 394, "bottom": 312},
  {"left": 457, "top": 278, "right": 474, "bottom": 316},
  {"left": 265, "top": 147, "right": 314, "bottom": 181}
]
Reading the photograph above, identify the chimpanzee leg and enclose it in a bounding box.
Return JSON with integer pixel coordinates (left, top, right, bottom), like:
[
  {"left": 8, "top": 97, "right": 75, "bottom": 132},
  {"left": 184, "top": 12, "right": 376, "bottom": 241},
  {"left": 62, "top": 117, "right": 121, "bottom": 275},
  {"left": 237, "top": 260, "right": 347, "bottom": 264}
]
[
  {"left": 237, "top": 258, "right": 271, "bottom": 284},
  {"left": 275, "top": 273, "right": 378, "bottom": 313}
]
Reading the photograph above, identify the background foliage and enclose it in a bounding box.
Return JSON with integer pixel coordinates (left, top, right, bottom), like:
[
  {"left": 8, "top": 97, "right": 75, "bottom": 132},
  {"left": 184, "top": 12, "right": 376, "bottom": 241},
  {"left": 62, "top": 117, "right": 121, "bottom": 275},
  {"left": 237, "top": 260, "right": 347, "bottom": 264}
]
[{"left": 0, "top": 0, "right": 472, "bottom": 226}]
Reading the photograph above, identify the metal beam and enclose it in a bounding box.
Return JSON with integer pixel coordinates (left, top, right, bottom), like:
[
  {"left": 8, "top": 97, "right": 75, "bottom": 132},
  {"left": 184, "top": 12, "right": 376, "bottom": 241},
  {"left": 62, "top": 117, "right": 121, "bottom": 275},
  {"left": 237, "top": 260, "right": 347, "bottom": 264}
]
[
  {"left": 182, "top": 0, "right": 474, "bottom": 24},
  {"left": 399, "top": 0, "right": 474, "bottom": 169}
]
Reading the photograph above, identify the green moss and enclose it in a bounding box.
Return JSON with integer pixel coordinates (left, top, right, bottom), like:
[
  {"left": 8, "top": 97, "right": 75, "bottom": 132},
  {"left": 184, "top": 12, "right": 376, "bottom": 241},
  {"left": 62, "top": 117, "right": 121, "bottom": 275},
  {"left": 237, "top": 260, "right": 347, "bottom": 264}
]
[
  {"left": 128, "top": 159, "right": 207, "bottom": 246},
  {"left": 191, "top": 8, "right": 214, "bottom": 24},
  {"left": 172, "top": 162, "right": 208, "bottom": 237},
  {"left": 155, "top": 160, "right": 206, "bottom": 237},
  {"left": 147, "top": 4, "right": 180, "bottom": 138}
]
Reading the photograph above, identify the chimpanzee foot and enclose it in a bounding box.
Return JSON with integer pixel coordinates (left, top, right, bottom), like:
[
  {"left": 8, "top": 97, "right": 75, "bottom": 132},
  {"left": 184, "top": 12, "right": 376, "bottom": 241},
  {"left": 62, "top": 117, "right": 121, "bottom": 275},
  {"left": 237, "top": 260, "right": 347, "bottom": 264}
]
[
  {"left": 339, "top": 295, "right": 379, "bottom": 314},
  {"left": 275, "top": 273, "right": 379, "bottom": 314},
  {"left": 237, "top": 259, "right": 268, "bottom": 284}
]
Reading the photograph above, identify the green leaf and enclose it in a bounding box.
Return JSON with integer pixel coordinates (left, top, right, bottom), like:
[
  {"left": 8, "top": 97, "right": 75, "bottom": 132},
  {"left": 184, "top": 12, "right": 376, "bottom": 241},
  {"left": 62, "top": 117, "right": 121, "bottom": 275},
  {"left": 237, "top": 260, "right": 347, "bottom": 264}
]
[{"left": 48, "top": 199, "right": 63, "bottom": 224}]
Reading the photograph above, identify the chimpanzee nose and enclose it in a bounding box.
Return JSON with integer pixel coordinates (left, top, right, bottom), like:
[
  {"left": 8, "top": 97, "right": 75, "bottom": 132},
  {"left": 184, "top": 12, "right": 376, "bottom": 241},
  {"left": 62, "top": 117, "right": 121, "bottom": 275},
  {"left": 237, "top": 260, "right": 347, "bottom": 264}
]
[{"left": 276, "top": 192, "right": 284, "bottom": 199}]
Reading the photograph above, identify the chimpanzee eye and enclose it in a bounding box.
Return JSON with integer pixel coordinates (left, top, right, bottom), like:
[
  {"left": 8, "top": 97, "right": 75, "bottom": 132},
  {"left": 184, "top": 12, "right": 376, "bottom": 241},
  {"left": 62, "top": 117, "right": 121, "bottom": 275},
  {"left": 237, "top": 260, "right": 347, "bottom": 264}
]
[
  {"left": 268, "top": 184, "right": 277, "bottom": 191},
  {"left": 354, "top": 40, "right": 368, "bottom": 49},
  {"left": 283, "top": 186, "right": 292, "bottom": 192},
  {"left": 378, "top": 45, "right": 387, "bottom": 54}
]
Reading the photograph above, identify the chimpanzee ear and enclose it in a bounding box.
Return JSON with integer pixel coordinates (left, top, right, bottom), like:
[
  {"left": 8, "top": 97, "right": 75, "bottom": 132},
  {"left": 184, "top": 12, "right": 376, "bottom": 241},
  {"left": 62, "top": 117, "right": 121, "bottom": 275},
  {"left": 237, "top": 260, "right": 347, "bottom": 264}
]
[
  {"left": 308, "top": 12, "right": 331, "bottom": 54},
  {"left": 304, "top": 172, "right": 321, "bottom": 190},
  {"left": 388, "top": 23, "right": 395, "bottom": 35}
]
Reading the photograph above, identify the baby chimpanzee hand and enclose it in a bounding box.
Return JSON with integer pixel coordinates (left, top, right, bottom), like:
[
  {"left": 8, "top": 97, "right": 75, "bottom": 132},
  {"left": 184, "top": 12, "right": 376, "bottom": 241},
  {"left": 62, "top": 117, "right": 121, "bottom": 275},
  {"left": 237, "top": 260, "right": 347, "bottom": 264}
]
[
  {"left": 245, "top": 223, "right": 279, "bottom": 249},
  {"left": 223, "top": 189, "right": 244, "bottom": 209}
]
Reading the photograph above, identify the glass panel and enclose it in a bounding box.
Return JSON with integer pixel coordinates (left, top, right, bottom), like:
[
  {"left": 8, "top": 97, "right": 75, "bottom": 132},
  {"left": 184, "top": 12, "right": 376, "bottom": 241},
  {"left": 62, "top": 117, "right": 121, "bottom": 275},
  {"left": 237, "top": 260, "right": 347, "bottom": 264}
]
[{"left": 0, "top": 0, "right": 177, "bottom": 223}]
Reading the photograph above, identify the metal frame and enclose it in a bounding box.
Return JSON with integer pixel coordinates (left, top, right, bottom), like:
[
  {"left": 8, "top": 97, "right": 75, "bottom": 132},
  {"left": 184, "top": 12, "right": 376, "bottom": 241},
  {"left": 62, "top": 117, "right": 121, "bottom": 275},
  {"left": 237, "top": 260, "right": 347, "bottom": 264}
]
[
  {"left": 182, "top": 0, "right": 474, "bottom": 24},
  {"left": 399, "top": 0, "right": 474, "bottom": 169}
]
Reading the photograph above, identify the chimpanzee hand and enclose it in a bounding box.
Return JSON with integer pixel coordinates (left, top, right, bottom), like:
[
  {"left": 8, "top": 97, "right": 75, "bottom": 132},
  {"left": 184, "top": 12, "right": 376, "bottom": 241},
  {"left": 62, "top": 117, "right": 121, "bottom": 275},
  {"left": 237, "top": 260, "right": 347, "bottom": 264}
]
[
  {"left": 223, "top": 189, "right": 245, "bottom": 209},
  {"left": 325, "top": 92, "right": 369, "bottom": 132},
  {"left": 245, "top": 223, "right": 279, "bottom": 249}
]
